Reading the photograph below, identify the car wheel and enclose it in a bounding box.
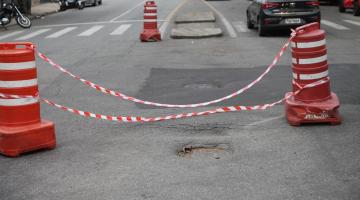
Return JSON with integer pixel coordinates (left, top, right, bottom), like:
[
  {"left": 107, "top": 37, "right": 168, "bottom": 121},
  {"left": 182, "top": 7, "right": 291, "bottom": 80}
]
[
  {"left": 93, "top": 0, "right": 98, "bottom": 6},
  {"left": 59, "top": 5, "right": 67, "bottom": 11},
  {"left": 99, "top": 0, "right": 102, "bottom": 5},
  {"left": 354, "top": 0, "right": 360, "bottom": 16},
  {"left": 258, "top": 18, "right": 266, "bottom": 37},
  {"left": 247, "top": 12, "right": 254, "bottom": 29},
  {"left": 339, "top": 0, "right": 345, "bottom": 12},
  {"left": 78, "top": 2, "right": 85, "bottom": 9}
]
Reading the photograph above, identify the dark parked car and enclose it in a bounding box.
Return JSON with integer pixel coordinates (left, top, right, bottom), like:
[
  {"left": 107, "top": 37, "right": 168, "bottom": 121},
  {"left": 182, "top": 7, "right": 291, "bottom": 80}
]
[
  {"left": 246, "top": 0, "right": 321, "bottom": 36},
  {"left": 86, "top": 0, "right": 102, "bottom": 6},
  {"left": 59, "top": 0, "right": 102, "bottom": 11}
]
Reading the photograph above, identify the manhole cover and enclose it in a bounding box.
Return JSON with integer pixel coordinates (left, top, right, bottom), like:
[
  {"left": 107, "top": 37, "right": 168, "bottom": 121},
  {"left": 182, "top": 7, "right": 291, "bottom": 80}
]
[{"left": 178, "top": 143, "right": 231, "bottom": 159}]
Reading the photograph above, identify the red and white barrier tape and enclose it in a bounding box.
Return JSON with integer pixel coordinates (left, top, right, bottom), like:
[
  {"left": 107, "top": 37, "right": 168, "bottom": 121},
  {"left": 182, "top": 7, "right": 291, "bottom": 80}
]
[
  {"left": 33, "top": 35, "right": 295, "bottom": 108},
  {"left": 0, "top": 78, "right": 329, "bottom": 123}
]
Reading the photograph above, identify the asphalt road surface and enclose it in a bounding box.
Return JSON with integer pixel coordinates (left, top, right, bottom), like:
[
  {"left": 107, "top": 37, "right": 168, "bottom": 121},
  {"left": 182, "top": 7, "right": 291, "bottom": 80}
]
[{"left": 1, "top": 0, "right": 360, "bottom": 199}]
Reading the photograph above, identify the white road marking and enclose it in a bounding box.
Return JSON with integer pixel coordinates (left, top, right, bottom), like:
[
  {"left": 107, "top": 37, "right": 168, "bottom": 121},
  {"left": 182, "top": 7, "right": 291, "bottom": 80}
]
[
  {"left": 32, "top": 20, "right": 166, "bottom": 28},
  {"left": 159, "top": 0, "right": 188, "bottom": 37},
  {"left": 201, "top": 0, "right": 237, "bottom": 38},
  {"left": 321, "top": 20, "right": 350, "bottom": 30},
  {"left": 232, "top": 21, "right": 249, "bottom": 33},
  {"left": 343, "top": 19, "right": 360, "bottom": 27},
  {"left": 15, "top": 29, "right": 51, "bottom": 40},
  {"left": 46, "top": 27, "right": 77, "bottom": 38},
  {"left": 110, "top": 24, "right": 132, "bottom": 35},
  {"left": 78, "top": 25, "right": 104, "bottom": 36},
  {"left": 245, "top": 115, "right": 284, "bottom": 128},
  {"left": 0, "top": 31, "right": 24, "bottom": 40},
  {"left": 109, "top": 0, "right": 147, "bottom": 22}
]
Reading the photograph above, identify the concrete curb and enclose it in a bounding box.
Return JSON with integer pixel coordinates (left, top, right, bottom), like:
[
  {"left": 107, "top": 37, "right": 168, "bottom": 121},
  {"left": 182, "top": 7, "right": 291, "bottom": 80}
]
[
  {"left": 175, "top": 12, "right": 216, "bottom": 24},
  {"left": 171, "top": 27, "right": 223, "bottom": 39}
]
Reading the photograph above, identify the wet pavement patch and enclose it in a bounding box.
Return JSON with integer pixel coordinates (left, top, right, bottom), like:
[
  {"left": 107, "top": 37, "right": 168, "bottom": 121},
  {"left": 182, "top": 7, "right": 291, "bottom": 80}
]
[
  {"left": 178, "top": 143, "right": 231, "bottom": 159},
  {"left": 135, "top": 64, "right": 360, "bottom": 109},
  {"left": 135, "top": 67, "right": 292, "bottom": 109}
]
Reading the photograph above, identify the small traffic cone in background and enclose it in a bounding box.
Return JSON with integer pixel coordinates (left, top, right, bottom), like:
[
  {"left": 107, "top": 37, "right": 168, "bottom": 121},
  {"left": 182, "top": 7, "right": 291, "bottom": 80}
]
[
  {"left": 285, "top": 22, "right": 341, "bottom": 126},
  {"left": 0, "top": 42, "right": 56, "bottom": 157},
  {"left": 140, "top": 1, "right": 161, "bottom": 42}
]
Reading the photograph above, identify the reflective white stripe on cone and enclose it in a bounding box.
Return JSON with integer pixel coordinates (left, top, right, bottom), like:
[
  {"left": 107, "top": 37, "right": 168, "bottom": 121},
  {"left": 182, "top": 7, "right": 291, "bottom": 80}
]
[
  {"left": 291, "top": 39, "right": 326, "bottom": 49},
  {"left": 0, "top": 61, "right": 36, "bottom": 70},
  {"left": 0, "top": 79, "right": 38, "bottom": 88},
  {"left": 0, "top": 97, "right": 38, "bottom": 106},
  {"left": 292, "top": 54, "right": 327, "bottom": 65},
  {"left": 293, "top": 71, "right": 329, "bottom": 80}
]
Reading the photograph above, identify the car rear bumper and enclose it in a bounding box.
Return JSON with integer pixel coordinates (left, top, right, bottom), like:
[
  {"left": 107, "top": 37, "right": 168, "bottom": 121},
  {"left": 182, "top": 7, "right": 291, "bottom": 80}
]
[{"left": 261, "top": 11, "right": 321, "bottom": 30}]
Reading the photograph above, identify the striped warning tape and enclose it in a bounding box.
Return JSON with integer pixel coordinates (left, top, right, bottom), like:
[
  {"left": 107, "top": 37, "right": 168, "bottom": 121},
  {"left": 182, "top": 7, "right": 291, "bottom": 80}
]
[
  {"left": 0, "top": 78, "right": 329, "bottom": 123},
  {"left": 33, "top": 35, "right": 296, "bottom": 108}
]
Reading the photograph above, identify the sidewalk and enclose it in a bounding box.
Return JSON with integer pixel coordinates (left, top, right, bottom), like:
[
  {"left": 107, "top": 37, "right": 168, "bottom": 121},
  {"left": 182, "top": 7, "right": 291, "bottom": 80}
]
[{"left": 31, "top": 2, "right": 60, "bottom": 17}]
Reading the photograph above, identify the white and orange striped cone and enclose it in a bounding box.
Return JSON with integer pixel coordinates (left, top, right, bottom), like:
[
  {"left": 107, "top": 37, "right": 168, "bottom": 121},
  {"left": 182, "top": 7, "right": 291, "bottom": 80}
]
[
  {"left": 140, "top": 0, "right": 161, "bottom": 42},
  {"left": 0, "top": 42, "right": 56, "bottom": 157},
  {"left": 285, "top": 23, "right": 341, "bottom": 126}
]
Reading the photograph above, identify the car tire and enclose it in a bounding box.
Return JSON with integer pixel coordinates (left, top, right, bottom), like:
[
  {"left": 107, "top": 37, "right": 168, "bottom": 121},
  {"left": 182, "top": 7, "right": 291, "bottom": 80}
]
[
  {"left": 79, "top": 3, "right": 85, "bottom": 9},
  {"left": 258, "top": 18, "right": 266, "bottom": 37},
  {"left": 247, "top": 13, "right": 254, "bottom": 29},
  {"left": 354, "top": 0, "right": 360, "bottom": 16},
  {"left": 339, "top": 0, "right": 345, "bottom": 12},
  {"left": 99, "top": 0, "right": 102, "bottom": 5},
  {"left": 59, "top": 5, "right": 67, "bottom": 11},
  {"left": 93, "top": 0, "right": 98, "bottom": 6}
]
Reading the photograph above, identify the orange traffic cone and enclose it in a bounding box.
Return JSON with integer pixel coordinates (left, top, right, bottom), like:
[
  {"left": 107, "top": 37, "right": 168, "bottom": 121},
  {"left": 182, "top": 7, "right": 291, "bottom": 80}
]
[
  {"left": 285, "top": 23, "right": 341, "bottom": 126},
  {"left": 140, "top": 1, "right": 161, "bottom": 42},
  {"left": 0, "top": 43, "right": 56, "bottom": 157}
]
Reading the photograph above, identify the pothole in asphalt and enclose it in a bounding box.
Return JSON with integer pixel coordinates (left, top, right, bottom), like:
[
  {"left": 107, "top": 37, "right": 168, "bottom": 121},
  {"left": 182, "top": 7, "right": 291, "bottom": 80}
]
[{"left": 178, "top": 143, "right": 231, "bottom": 159}]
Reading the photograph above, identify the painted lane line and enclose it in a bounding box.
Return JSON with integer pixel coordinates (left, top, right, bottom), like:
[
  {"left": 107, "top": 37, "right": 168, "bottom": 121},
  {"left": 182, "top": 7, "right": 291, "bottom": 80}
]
[
  {"left": 321, "top": 20, "right": 349, "bottom": 30},
  {"left": 46, "top": 27, "right": 77, "bottom": 38},
  {"left": 232, "top": 21, "right": 249, "bottom": 33},
  {"left": 201, "top": 0, "right": 237, "bottom": 38},
  {"left": 343, "top": 19, "right": 360, "bottom": 27},
  {"left": 15, "top": 29, "right": 51, "bottom": 40},
  {"left": 78, "top": 25, "right": 104, "bottom": 36},
  {"left": 0, "top": 31, "right": 24, "bottom": 40},
  {"left": 0, "top": 61, "right": 35, "bottom": 70},
  {"left": 159, "top": 0, "right": 189, "bottom": 37},
  {"left": 109, "top": 0, "right": 147, "bottom": 22},
  {"left": 110, "top": 24, "right": 132, "bottom": 35},
  {"left": 32, "top": 20, "right": 166, "bottom": 28},
  {"left": 144, "top": 19, "right": 157, "bottom": 22}
]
